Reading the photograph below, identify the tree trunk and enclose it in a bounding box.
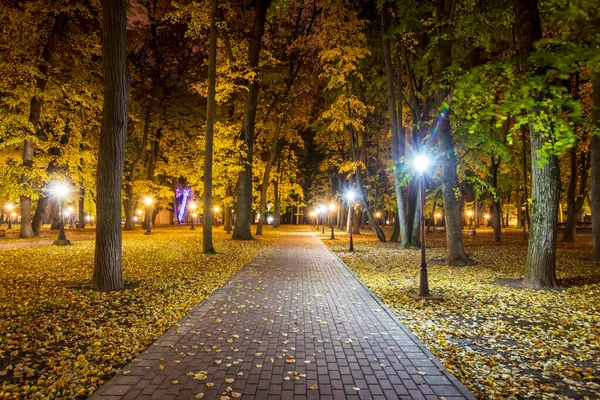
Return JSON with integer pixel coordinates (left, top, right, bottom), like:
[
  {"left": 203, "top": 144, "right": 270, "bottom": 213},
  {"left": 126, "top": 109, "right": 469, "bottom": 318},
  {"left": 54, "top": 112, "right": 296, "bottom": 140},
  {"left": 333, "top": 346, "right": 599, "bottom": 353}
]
[
  {"left": 592, "top": 73, "right": 600, "bottom": 260},
  {"left": 273, "top": 178, "right": 281, "bottom": 228},
  {"left": 490, "top": 156, "right": 502, "bottom": 242},
  {"left": 77, "top": 188, "right": 85, "bottom": 228},
  {"left": 20, "top": 14, "right": 68, "bottom": 238},
  {"left": 256, "top": 117, "right": 283, "bottom": 235},
  {"left": 32, "top": 196, "right": 49, "bottom": 236},
  {"left": 93, "top": 0, "right": 129, "bottom": 292},
  {"left": 203, "top": 0, "right": 218, "bottom": 253},
  {"left": 381, "top": 5, "right": 409, "bottom": 246},
  {"left": 514, "top": 0, "right": 559, "bottom": 288},
  {"left": 562, "top": 147, "right": 578, "bottom": 242},
  {"left": 233, "top": 0, "right": 271, "bottom": 240}
]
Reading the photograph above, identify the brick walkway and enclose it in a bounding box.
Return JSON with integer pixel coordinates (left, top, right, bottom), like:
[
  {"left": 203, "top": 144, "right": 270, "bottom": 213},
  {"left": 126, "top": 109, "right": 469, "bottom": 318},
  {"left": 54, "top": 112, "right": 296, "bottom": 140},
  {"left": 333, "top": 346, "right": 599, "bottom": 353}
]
[{"left": 91, "top": 230, "right": 474, "bottom": 400}]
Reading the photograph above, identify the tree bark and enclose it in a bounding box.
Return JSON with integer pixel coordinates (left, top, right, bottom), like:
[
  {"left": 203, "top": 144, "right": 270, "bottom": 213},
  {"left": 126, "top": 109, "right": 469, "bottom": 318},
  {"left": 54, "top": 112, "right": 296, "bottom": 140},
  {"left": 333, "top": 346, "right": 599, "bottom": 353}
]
[
  {"left": 514, "top": 0, "right": 559, "bottom": 288},
  {"left": 233, "top": 0, "right": 271, "bottom": 240},
  {"left": 93, "top": 0, "right": 129, "bottom": 292},
  {"left": 562, "top": 147, "right": 578, "bottom": 242},
  {"left": 490, "top": 156, "right": 502, "bottom": 242},
  {"left": 203, "top": 0, "right": 218, "bottom": 253},
  {"left": 20, "top": 14, "right": 68, "bottom": 238},
  {"left": 77, "top": 188, "right": 85, "bottom": 228},
  {"left": 592, "top": 73, "right": 600, "bottom": 260}
]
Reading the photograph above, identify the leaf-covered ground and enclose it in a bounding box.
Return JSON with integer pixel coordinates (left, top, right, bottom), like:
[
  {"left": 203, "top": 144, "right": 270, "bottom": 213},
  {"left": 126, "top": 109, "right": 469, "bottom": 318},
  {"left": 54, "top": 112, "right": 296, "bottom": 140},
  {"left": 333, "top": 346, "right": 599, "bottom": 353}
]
[
  {"left": 0, "top": 226, "right": 276, "bottom": 399},
  {"left": 324, "top": 227, "right": 600, "bottom": 400}
]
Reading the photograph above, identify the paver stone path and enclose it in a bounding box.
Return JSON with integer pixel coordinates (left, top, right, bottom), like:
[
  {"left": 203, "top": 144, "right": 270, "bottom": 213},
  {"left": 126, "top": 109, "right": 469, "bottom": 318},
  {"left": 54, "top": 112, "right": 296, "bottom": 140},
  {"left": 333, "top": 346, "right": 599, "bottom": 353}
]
[{"left": 91, "top": 229, "right": 474, "bottom": 400}]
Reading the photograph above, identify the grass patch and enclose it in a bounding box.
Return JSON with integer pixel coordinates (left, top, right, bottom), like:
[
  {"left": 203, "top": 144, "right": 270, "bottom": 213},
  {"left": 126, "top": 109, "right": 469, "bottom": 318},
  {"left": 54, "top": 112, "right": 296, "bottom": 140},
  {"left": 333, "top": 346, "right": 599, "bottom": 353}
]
[
  {"left": 323, "top": 226, "right": 600, "bottom": 400},
  {"left": 0, "top": 225, "right": 276, "bottom": 399}
]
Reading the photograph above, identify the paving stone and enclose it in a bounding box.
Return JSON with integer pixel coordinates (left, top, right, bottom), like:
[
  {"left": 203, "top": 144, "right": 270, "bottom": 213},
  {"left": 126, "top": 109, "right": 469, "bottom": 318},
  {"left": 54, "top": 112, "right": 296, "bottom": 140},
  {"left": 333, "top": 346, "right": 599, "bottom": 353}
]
[{"left": 90, "top": 230, "right": 474, "bottom": 400}]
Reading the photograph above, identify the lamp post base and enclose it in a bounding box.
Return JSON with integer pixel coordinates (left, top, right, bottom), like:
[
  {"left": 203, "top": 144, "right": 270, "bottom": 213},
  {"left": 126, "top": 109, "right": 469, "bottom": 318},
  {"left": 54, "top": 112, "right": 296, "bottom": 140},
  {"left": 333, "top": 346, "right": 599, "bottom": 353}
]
[
  {"left": 53, "top": 239, "right": 71, "bottom": 246},
  {"left": 144, "top": 232, "right": 152, "bottom": 236},
  {"left": 409, "top": 293, "right": 443, "bottom": 301}
]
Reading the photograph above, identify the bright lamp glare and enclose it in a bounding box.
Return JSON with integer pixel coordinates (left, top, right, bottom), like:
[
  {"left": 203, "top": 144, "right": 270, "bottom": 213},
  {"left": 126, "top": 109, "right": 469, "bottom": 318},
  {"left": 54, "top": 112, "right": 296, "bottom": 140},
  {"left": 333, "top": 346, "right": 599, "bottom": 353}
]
[
  {"left": 328, "top": 203, "right": 336, "bottom": 211},
  {"left": 52, "top": 183, "right": 70, "bottom": 198},
  {"left": 214, "top": 206, "right": 220, "bottom": 213},
  {"left": 144, "top": 197, "right": 153, "bottom": 206},
  {"left": 5, "top": 203, "right": 14, "bottom": 211},
  {"left": 267, "top": 216, "right": 274, "bottom": 224},
  {"left": 413, "top": 154, "right": 430, "bottom": 174},
  {"left": 318, "top": 205, "right": 326, "bottom": 214},
  {"left": 345, "top": 191, "right": 355, "bottom": 201}
]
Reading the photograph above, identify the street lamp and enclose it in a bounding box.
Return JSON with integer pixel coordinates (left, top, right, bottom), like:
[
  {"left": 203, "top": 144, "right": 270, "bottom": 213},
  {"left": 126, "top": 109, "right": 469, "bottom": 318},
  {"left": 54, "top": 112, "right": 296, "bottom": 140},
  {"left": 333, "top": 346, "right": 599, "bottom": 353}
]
[
  {"left": 189, "top": 202, "right": 197, "bottom": 230},
  {"left": 410, "top": 154, "right": 441, "bottom": 300},
  {"left": 484, "top": 213, "right": 491, "bottom": 227},
  {"left": 214, "top": 206, "right": 220, "bottom": 227},
  {"left": 345, "top": 191, "right": 356, "bottom": 252},
  {"left": 309, "top": 211, "right": 316, "bottom": 227},
  {"left": 328, "top": 203, "right": 336, "bottom": 239},
  {"left": 144, "top": 196, "right": 153, "bottom": 235},
  {"left": 375, "top": 211, "right": 382, "bottom": 226},
  {"left": 319, "top": 205, "right": 326, "bottom": 234},
  {"left": 5, "top": 204, "right": 14, "bottom": 230},
  {"left": 50, "top": 183, "right": 71, "bottom": 246},
  {"left": 467, "top": 210, "right": 474, "bottom": 227}
]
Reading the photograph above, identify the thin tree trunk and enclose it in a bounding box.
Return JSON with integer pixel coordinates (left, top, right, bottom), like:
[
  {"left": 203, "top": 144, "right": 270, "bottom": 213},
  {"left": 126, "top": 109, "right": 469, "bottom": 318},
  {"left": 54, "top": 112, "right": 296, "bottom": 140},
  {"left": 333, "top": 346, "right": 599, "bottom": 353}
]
[
  {"left": 203, "top": 0, "right": 218, "bottom": 254},
  {"left": 233, "top": 0, "right": 271, "bottom": 240},
  {"left": 381, "top": 5, "right": 409, "bottom": 246},
  {"left": 521, "top": 125, "right": 531, "bottom": 230},
  {"left": 256, "top": 117, "right": 283, "bottom": 235},
  {"left": 77, "top": 188, "right": 85, "bottom": 229},
  {"left": 562, "top": 147, "right": 578, "bottom": 242},
  {"left": 592, "top": 73, "right": 600, "bottom": 260},
  {"left": 491, "top": 156, "right": 502, "bottom": 242},
  {"left": 20, "top": 14, "right": 68, "bottom": 238},
  {"left": 93, "top": 0, "right": 129, "bottom": 292},
  {"left": 514, "top": 0, "right": 559, "bottom": 288}
]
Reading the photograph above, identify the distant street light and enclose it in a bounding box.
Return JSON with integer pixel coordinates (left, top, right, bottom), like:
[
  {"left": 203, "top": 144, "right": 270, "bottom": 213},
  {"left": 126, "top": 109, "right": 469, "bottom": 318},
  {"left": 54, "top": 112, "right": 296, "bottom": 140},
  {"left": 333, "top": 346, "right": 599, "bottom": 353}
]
[
  {"left": 5, "top": 204, "right": 14, "bottom": 230},
  {"left": 319, "top": 205, "right": 326, "bottom": 234},
  {"left": 345, "top": 191, "right": 356, "bottom": 252},
  {"left": 329, "top": 203, "right": 336, "bottom": 239},
  {"left": 485, "top": 213, "right": 491, "bottom": 227},
  {"left": 144, "top": 197, "right": 153, "bottom": 236},
  {"left": 51, "top": 183, "right": 71, "bottom": 246},
  {"left": 189, "top": 202, "right": 197, "bottom": 230},
  {"left": 467, "top": 210, "right": 474, "bottom": 227},
  {"left": 375, "top": 211, "right": 382, "bottom": 226},
  {"left": 309, "top": 211, "right": 316, "bottom": 227},
  {"left": 214, "top": 206, "right": 220, "bottom": 227},
  {"left": 410, "top": 154, "right": 441, "bottom": 300}
]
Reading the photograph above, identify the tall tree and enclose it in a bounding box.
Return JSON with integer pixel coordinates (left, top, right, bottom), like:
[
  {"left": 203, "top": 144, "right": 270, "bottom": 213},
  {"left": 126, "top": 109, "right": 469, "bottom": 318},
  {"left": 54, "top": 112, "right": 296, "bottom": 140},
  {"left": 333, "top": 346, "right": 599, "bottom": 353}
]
[
  {"left": 232, "top": 0, "right": 272, "bottom": 240},
  {"left": 435, "top": 0, "right": 471, "bottom": 265},
  {"left": 19, "top": 14, "right": 68, "bottom": 238},
  {"left": 203, "top": 0, "right": 218, "bottom": 253},
  {"left": 92, "top": 0, "right": 130, "bottom": 292},
  {"left": 514, "top": 0, "right": 559, "bottom": 288},
  {"left": 592, "top": 73, "right": 600, "bottom": 260}
]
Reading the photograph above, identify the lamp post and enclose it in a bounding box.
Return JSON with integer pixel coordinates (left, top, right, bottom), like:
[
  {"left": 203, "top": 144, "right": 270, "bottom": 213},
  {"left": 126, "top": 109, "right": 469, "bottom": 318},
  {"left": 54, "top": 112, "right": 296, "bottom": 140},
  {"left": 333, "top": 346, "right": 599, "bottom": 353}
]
[
  {"left": 329, "top": 203, "right": 336, "bottom": 239},
  {"left": 51, "top": 183, "right": 71, "bottom": 246},
  {"left": 345, "top": 191, "right": 355, "bottom": 252},
  {"left": 310, "top": 211, "right": 316, "bottom": 227},
  {"left": 319, "top": 205, "right": 326, "bottom": 234},
  {"left": 375, "top": 211, "right": 381, "bottom": 226},
  {"left": 484, "top": 213, "right": 491, "bottom": 227},
  {"left": 214, "top": 206, "right": 220, "bottom": 227},
  {"left": 144, "top": 197, "right": 153, "bottom": 235},
  {"left": 467, "top": 210, "right": 474, "bottom": 227},
  {"left": 5, "top": 204, "right": 14, "bottom": 230},
  {"left": 410, "top": 154, "right": 441, "bottom": 300},
  {"left": 189, "top": 202, "right": 197, "bottom": 230}
]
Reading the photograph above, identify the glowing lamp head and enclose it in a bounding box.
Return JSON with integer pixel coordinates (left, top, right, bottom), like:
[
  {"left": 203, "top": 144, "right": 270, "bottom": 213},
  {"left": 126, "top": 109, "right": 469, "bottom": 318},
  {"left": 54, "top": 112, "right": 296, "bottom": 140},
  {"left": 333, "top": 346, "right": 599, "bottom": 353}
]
[
  {"left": 5, "top": 203, "right": 14, "bottom": 212},
  {"left": 63, "top": 210, "right": 70, "bottom": 217},
  {"left": 375, "top": 212, "right": 381, "bottom": 218},
  {"left": 193, "top": 213, "right": 197, "bottom": 217},
  {"left": 309, "top": 211, "right": 316, "bottom": 217},
  {"left": 85, "top": 215, "right": 91, "bottom": 221},
  {"left": 68, "top": 207, "right": 74, "bottom": 213},
  {"left": 318, "top": 205, "right": 326, "bottom": 214},
  {"left": 189, "top": 202, "right": 197, "bottom": 211},
  {"left": 144, "top": 197, "right": 153, "bottom": 206},
  {"left": 328, "top": 203, "right": 336, "bottom": 212},
  {"left": 467, "top": 210, "right": 474, "bottom": 217},
  {"left": 413, "top": 154, "right": 430, "bottom": 174},
  {"left": 133, "top": 216, "right": 138, "bottom": 222},
  {"left": 11, "top": 212, "right": 17, "bottom": 218},
  {"left": 52, "top": 183, "right": 70, "bottom": 199},
  {"left": 435, "top": 213, "right": 442, "bottom": 218},
  {"left": 345, "top": 191, "right": 355, "bottom": 202},
  {"left": 214, "top": 206, "right": 220, "bottom": 213},
  {"left": 267, "top": 216, "right": 274, "bottom": 224},
  {"left": 137, "top": 209, "right": 143, "bottom": 216},
  {"left": 484, "top": 214, "right": 491, "bottom": 219}
]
